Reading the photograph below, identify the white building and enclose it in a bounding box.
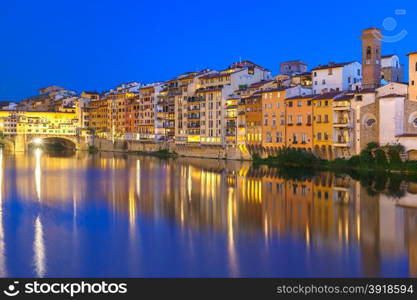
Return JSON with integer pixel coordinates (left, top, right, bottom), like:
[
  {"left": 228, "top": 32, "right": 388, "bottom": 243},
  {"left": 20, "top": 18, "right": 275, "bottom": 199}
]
[
  {"left": 114, "top": 82, "right": 142, "bottom": 93},
  {"left": 381, "top": 54, "right": 404, "bottom": 83},
  {"left": 0, "top": 102, "right": 17, "bottom": 111},
  {"left": 312, "top": 62, "right": 362, "bottom": 95},
  {"left": 197, "top": 61, "right": 271, "bottom": 145},
  {"left": 377, "top": 82, "right": 408, "bottom": 145}
]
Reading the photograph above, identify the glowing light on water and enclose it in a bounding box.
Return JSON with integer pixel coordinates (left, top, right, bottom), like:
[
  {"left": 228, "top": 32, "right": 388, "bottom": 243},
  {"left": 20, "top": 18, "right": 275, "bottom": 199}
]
[
  {"left": 33, "top": 216, "right": 46, "bottom": 278},
  {"left": 35, "top": 148, "right": 42, "bottom": 201}
]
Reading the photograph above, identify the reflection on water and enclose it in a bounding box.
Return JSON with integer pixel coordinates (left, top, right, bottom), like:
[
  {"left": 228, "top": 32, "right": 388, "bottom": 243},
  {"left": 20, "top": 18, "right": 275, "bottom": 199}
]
[
  {"left": 0, "top": 149, "right": 6, "bottom": 277},
  {"left": 0, "top": 151, "right": 417, "bottom": 277}
]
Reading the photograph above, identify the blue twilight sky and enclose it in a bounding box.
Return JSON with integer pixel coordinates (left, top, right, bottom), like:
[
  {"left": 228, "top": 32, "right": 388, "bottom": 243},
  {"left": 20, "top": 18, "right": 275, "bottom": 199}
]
[{"left": 0, "top": 0, "right": 416, "bottom": 101}]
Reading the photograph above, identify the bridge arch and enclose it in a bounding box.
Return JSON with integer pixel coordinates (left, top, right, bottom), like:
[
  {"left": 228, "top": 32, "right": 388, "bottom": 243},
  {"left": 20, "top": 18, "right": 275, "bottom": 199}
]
[
  {"left": 28, "top": 136, "right": 78, "bottom": 150},
  {"left": 407, "top": 149, "right": 417, "bottom": 161},
  {"left": 0, "top": 138, "right": 15, "bottom": 152}
]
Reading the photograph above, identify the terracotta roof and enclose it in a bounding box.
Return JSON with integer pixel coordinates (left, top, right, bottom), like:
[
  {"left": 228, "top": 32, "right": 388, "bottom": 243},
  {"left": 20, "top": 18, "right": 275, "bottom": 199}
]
[
  {"left": 285, "top": 94, "right": 314, "bottom": 100},
  {"left": 381, "top": 54, "right": 395, "bottom": 59},
  {"left": 363, "top": 27, "right": 381, "bottom": 32},
  {"left": 312, "top": 62, "right": 355, "bottom": 71},
  {"left": 196, "top": 87, "right": 222, "bottom": 93},
  {"left": 249, "top": 80, "right": 273, "bottom": 88},
  {"left": 407, "top": 52, "right": 417, "bottom": 56},
  {"left": 199, "top": 71, "right": 238, "bottom": 80},
  {"left": 312, "top": 91, "right": 343, "bottom": 100},
  {"left": 292, "top": 72, "right": 312, "bottom": 76},
  {"left": 256, "top": 87, "right": 287, "bottom": 94},
  {"left": 247, "top": 94, "right": 262, "bottom": 99},
  {"left": 334, "top": 95, "right": 354, "bottom": 101},
  {"left": 281, "top": 60, "right": 307, "bottom": 65},
  {"left": 379, "top": 93, "right": 406, "bottom": 99},
  {"left": 348, "top": 88, "right": 376, "bottom": 94}
]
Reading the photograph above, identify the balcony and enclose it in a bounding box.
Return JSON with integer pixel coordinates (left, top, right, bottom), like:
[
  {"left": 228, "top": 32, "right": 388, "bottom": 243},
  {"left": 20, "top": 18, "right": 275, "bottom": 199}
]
[
  {"left": 188, "top": 96, "right": 203, "bottom": 103},
  {"left": 334, "top": 104, "right": 351, "bottom": 111},
  {"left": 187, "top": 124, "right": 200, "bottom": 129},
  {"left": 334, "top": 142, "right": 351, "bottom": 147},
  {"left": 187, "top": 107, "right": 200, "bottom": 112},
  {"left": 187, "top": 115, "right": 200, "bottom": 120},
  {"left": 226, "top": 121, "right": 236, "bottom": 128},
  {"left": 334, "top": 137, "right": 350, "bottom": 147},
  {"left": 333, "top": 119, "right": 352, "bottom": 128}
]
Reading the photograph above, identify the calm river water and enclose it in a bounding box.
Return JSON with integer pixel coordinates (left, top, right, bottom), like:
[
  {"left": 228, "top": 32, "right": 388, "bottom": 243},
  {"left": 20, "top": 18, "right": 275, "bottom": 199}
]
[{"left": 0, "top": 149, "right": 416, "bottom": 277}]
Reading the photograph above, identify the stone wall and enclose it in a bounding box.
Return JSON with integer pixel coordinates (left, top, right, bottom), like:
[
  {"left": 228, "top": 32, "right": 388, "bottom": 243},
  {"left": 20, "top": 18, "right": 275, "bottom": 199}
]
[
  {"left": 360, "top": 102, "right": 379, "bottom": 151},
  {"left": 404, "top": 100, "right": 417, "bottom": 133},
  {"left": 93, "top": 138, "right": 253, "bottom": 160}
]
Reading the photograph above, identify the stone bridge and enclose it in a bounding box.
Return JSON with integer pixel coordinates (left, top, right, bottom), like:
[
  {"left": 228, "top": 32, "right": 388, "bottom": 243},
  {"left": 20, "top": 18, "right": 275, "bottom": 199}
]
[{"left": 0, "top": 134, "right": 89, "bottom": 152}]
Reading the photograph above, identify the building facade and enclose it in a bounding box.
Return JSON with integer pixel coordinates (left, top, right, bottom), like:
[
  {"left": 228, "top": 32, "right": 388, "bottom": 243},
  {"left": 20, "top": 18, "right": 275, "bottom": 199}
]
[{"left": 312, "top": 62, "right": 362, "bottom": 95}]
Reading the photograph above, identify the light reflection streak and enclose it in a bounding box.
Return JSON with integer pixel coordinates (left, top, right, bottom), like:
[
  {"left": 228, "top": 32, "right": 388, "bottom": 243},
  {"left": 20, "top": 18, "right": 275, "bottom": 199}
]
[
  {"left": 187, "top": 166, "right": 192, "bottom": 202},
  {"left": 227, "top": 186, "right": 239, "bottom": 277},
  {"left": 35, "top": 148, "right": 42, "bottom": 201},
  {"left": 33, "top": 216, "right": 46, "bottom": 277}
]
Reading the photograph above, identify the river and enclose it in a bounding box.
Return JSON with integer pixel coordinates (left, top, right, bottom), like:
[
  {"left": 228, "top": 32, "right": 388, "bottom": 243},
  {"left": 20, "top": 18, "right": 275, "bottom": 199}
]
[{"left": 0, "top": 149, "right": 416, "bottom": 277}]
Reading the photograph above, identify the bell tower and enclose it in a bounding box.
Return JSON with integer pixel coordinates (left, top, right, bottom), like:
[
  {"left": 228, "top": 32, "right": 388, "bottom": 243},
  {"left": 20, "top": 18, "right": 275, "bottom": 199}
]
[
  {"left": 361, "top": 28, "right": 382, "bottom": 89},
  {"left": 408, "top": 52, "right": 417, "bottom": 101}
]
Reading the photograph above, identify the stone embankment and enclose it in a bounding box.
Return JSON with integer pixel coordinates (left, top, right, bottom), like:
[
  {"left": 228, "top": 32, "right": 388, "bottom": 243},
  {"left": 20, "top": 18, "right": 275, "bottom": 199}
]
[{"left": 92, "top": 138, "right": 253, "bottom": 160}]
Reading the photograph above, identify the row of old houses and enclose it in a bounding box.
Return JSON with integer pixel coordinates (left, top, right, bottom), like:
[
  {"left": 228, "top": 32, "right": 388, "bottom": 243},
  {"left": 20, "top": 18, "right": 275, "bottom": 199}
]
[{"left": 3, "top": 28, "right": 417, "bottom": 159}]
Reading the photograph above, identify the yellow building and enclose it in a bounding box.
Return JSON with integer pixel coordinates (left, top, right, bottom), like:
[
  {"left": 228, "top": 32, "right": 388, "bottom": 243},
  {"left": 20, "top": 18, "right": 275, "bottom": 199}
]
[
  {"left": 312, "top": 92, "right": 342, "bottom": 159},
  {"left": 0, "top": 111, "right": 78, "bottom": 136}
]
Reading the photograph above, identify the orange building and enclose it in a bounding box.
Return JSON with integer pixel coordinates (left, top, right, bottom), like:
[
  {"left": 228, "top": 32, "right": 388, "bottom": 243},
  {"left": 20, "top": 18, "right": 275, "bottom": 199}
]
[
  {"left": 243, "top": 93, "right": 262, "bottom": 147},
  {"left": 285, "top": 94, "right": 314, "bottom": 150},
  {"left": 90, "top": 95, "right": 111, "bottom": 138},
  {"left": 260, "top": 88, "right": 287, "bottom": 150}
]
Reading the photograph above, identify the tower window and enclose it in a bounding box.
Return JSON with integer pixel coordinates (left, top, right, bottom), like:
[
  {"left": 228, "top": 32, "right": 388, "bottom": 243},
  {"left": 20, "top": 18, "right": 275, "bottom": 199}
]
[
  {"left": 366, "top": 47, "right": 372, "bottom": 60},
  {"left": 415, "top": 62, "right": 417, "bottom": 71}
]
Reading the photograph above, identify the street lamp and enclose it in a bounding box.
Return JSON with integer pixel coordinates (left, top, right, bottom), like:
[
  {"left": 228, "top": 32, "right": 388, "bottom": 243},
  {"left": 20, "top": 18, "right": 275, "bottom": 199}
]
[{"left": 33, "top": 138, "right": 43, "bottom": 146}]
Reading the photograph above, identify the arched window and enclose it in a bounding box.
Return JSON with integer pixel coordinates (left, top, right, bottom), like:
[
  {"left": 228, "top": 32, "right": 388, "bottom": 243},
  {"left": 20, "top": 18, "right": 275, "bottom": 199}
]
[
  {"left": 414, "top": 118, "right": 417, "bottom": 127},
  {"left": 366, "top": 47, "right": 372, "bottom": 59}
]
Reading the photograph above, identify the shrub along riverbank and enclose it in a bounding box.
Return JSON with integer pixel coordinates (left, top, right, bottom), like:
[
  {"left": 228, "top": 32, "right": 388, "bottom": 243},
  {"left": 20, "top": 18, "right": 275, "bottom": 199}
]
[{"left": 253, "top": 143, "right": 417, "bottom": 174}]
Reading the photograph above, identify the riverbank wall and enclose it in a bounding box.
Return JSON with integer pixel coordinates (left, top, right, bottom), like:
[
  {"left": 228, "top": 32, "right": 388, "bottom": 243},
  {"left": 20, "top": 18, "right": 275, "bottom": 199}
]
[{"left": 92, "top": 138, "right": 253, "bottom": 160}]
